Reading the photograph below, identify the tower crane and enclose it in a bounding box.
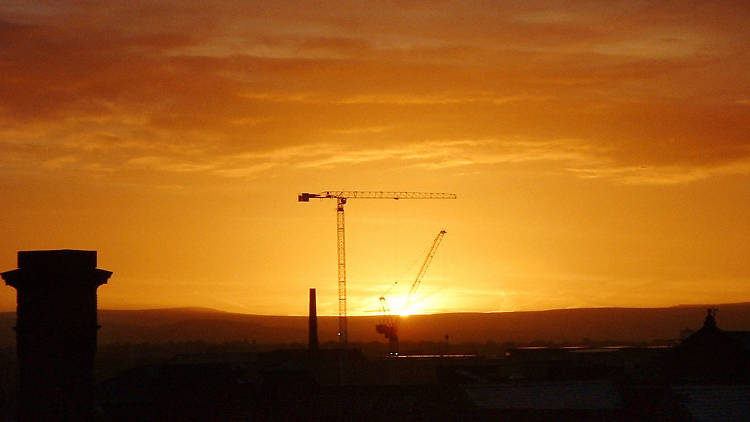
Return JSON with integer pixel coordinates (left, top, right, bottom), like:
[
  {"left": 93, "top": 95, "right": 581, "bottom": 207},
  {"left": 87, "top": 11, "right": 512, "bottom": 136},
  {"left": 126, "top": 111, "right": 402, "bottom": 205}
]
[
  {"left": 298, "top": 191, "right": 456, "bottom": 346},
  {"left": 377, "top": 229, "right": 447, "bottom": 355}
]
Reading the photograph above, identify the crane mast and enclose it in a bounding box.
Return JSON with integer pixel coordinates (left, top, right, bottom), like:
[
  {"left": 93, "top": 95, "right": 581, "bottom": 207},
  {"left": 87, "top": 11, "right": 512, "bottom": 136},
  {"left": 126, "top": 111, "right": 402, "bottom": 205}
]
[
  {"left": 299, "top": 191, "right": 456, "bottom": 346},
  {"left": 336, "top": 197, "right": 346, "bottom": 340}
]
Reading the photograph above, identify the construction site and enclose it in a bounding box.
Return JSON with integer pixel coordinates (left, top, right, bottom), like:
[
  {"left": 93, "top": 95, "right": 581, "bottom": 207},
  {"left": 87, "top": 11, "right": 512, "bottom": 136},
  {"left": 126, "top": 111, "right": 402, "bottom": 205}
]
[
  {"left": 0, "top": 193, "right": 748, "bottom": 420},
  {"left": 297, "top": 190, "right": 455, "bottom": 355}
]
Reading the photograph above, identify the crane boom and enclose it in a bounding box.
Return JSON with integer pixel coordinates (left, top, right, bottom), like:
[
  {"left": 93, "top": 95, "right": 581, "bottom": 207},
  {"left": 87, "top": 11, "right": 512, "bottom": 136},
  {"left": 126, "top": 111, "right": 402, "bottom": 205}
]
[
  {"left": 298, "top": 190, "right": 456, "bottom": 347},
  {"left": 407, "top": 230, "right": 447, "bottom": 301}
]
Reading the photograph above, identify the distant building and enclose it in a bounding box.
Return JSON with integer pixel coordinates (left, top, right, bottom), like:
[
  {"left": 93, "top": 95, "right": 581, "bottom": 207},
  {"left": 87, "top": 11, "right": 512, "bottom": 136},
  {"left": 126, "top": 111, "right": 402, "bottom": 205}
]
[{"left": 670, "top": 309, "right": 750, "bottom": 383}]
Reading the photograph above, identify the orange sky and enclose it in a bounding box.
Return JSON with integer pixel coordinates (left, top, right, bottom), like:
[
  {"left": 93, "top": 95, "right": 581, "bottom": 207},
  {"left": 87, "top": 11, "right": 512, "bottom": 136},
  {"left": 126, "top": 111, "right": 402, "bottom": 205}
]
[{"left": 1, "top": 1, "right": 749, "bottom": 315}]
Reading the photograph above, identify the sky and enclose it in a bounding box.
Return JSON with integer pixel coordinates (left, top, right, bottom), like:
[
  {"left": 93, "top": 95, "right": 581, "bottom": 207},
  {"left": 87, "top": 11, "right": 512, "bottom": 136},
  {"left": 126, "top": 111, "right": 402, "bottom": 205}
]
[{"left": 1, "top": 1, "right": 749, "bottom": 316}]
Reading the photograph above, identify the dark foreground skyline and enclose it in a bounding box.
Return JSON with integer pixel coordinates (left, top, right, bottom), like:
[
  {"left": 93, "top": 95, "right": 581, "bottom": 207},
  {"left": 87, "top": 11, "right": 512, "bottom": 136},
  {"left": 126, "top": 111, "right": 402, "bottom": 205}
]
[{"left": 1, "top": 297, "right": 748, "bottom": 420}]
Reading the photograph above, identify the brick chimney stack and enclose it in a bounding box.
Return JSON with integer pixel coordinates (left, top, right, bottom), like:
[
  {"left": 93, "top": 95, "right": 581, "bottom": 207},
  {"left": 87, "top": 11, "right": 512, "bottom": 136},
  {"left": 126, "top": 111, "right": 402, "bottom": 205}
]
[
  {"left": 309, "top": 288, "right": 319, "bottom": 352},
  {"left": 2, "top": 250, "right": 112, "bottom": 421}
]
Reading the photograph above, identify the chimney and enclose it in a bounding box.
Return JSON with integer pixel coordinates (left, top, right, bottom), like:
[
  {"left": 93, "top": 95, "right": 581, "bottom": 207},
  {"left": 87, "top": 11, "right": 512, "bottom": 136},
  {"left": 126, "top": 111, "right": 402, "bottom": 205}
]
[
  {"left": 309, "top": 288, "right": 318, "bottom": 352},
  {"left": 2, "top": 250, "right": 112, "bottom": 421}
]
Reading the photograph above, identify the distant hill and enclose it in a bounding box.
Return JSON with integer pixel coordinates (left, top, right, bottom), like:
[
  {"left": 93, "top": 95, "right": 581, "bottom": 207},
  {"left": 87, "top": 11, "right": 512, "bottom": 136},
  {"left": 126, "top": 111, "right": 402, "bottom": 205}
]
[{"left": 1, "top": 303, "right": 749, "bottom": 347}]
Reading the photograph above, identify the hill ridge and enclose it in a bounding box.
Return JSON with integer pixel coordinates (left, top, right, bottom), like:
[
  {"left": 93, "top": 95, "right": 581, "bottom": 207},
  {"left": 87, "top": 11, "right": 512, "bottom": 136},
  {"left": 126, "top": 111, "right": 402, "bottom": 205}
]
[{"left": 0, "top": 302, "right": 748, "bottom": 346}]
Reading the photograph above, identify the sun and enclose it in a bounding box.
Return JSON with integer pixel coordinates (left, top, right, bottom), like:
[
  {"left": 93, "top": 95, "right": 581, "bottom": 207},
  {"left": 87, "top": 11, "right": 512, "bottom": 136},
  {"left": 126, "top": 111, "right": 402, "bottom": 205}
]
[
  {"left": 381, "top": 295, "right": 411, "bottom": 317},
  {"left": 399, "top": 300, "right": 425, "bottom": 317},
  {"left": 385, "top": 295, "right": 427, "bottom": 316},
  {"left": 377, "top": 286, "right": 445, "bottom": 317}
]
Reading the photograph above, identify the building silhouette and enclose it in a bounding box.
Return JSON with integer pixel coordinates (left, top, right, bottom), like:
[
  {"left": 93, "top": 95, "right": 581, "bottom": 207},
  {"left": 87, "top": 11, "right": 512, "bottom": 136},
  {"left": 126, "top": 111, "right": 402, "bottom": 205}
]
[
  {"left": 670, "top": 308, "right": 750, "bottom": 383},
  {"left": 2, "top": 250, "right": 112, "bottom": 421}
]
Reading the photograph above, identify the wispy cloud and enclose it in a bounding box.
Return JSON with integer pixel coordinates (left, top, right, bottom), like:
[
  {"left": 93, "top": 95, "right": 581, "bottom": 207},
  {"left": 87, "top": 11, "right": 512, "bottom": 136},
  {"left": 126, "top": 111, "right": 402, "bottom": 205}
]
[
  {"left": 126, "top": 156, "right": 216, "bottom": 173},
  {"left": 42, "top": 154, "right": 78, "bottom": 169},
  {"left": 337, "top": 93, "right": 543, "bottom": 105},
  {"left": 329, "top": 125, "right": 395, "bottom": 135},
  {"left": 568, "top": 158, "right": 750, "bottom": 185}
]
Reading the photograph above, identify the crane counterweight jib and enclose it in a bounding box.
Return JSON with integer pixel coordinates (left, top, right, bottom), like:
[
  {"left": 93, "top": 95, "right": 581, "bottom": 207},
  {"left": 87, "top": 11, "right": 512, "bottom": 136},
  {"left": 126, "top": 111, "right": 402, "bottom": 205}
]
[{"left": 298, "top": 193, "right": 324, "bottom": 202}]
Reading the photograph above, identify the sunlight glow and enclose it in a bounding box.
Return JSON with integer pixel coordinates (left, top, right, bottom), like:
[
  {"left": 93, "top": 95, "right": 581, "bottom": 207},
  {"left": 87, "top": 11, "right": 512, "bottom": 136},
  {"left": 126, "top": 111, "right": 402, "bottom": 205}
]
[{"left": 383, "top": 294, "right": 431, "bottom": 317}]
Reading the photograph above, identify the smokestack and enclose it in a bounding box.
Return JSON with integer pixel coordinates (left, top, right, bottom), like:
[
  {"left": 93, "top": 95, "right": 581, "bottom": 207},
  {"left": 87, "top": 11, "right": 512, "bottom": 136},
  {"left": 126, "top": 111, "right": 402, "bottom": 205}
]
[
  {"left": 309, "top": 288, "right": 318, "bottom": 352},
  {"left": 2, "top": 250, "right": 112, "bottom": 421}
]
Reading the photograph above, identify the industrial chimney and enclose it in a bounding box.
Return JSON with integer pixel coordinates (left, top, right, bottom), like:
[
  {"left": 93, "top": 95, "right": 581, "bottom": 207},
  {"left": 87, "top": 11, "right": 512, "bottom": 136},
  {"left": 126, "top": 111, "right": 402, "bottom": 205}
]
[
  {"left": 1, "top": 250, "right": 112, "bottom": 421},
  {"left": 309, "top": 288, "right": 318, "bottom": 352}
]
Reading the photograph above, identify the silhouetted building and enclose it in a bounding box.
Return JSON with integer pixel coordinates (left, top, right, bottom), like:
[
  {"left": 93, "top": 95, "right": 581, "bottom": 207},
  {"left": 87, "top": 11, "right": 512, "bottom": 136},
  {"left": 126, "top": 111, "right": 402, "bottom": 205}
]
[
  {"left": 2, "top": 250, "right": 112, "bottom": 421},
  {"left": 671, "top": 309, "right": 749, "bottom": 383}
]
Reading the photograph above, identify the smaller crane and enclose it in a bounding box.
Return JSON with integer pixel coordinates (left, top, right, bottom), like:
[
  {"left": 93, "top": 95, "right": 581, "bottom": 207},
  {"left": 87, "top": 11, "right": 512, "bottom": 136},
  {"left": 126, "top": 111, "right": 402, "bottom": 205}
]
[
  {"left": 377, "top": 230, "right": 447, "bottom": 355},
  {"left": 376, "top": 296, "right": 399, "bottom": 355}
]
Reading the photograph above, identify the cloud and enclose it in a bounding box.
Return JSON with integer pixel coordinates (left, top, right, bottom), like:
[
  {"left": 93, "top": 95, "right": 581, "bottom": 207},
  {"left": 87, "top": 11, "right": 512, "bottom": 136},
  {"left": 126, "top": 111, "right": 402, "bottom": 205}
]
[{"left": 1, "top": 1, "right": 749, "bottom": 184}]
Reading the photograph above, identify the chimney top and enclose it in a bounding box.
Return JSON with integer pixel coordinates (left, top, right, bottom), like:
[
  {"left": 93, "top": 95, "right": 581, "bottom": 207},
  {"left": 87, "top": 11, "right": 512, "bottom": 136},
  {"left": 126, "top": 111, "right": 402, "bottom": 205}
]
[{"left": 18, "top": 250, "right": 97, "bottom": 272}]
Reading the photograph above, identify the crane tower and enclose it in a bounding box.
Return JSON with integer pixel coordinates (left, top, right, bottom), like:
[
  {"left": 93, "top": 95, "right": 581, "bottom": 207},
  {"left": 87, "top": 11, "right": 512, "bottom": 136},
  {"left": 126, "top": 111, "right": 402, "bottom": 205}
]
[{"left": 298, "top": 191, "right": 456, "bottom": 346}]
